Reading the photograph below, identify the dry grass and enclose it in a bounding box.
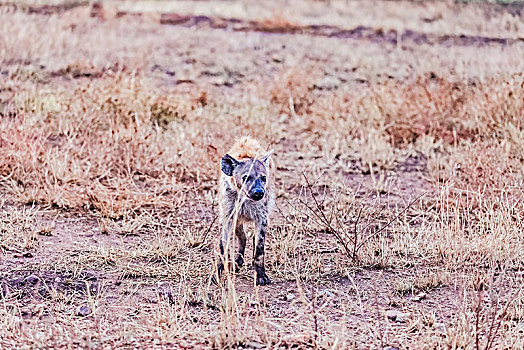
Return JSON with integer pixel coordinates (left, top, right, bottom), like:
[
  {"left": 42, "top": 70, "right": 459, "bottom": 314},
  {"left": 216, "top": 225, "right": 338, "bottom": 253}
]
[
  {"left": 0, "top": 200, "right": 39, "bottom": 254},
  {"left": 1, "top": 0, "right": 523, "bottom": 348}
]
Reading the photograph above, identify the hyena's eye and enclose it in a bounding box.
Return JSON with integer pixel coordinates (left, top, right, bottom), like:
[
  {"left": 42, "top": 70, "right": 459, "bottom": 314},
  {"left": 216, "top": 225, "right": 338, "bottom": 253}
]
[{"left": 260, "top": 176, "right": 267, "bottom": 182}]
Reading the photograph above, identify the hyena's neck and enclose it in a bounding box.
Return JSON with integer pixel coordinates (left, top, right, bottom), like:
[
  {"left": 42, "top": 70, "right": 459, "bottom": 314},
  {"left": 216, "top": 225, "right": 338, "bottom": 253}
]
[{"left": 222, "top": 179, "right": 268, "bottom": 224}]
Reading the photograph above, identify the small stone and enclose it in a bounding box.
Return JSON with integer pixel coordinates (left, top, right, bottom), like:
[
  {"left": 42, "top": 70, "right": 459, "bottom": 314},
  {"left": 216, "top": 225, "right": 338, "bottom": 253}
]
[
  {"left": 78, "top": 305, "right": 92, "bottom": 316},
  {"left": 434, "top": 322, "right": 446, "bottom": 332},
  {"left": 319, "top": 289, "right": 335, "bottom": 298},
  {"left": 88, "top": 340, "right": 100, "bottom": 349},
  {"left": 396, "top": 312, "right": 411, "bottom": 323},
  {"left": 284, "top": 293, "right": 295, "bottom": 301},
  {"left": 25, "top": 275, "right": 39, "bottom": 284},
  {"left": 413, "top": 292, "right": 426, "bottom": 301},
  {"left": 385, "top": 310, "right": 410, "bottom": 322},
  {"left": 271, "top": 54, "right": 283, "bottom": 63},
  {"left": 385, "top": 310, "right": 399, "bottom": 320},
  {"left": 245, "top": 341, "right": 265, "bottom": 349},
  {"left": 518, "top": 321, "right": 524, "bottom": 331},
  {"left": 314, "top": 76, "right": 341, "bottom": 90},
  {"left": 123, "top": 333, "right": 136, "bottom": 343}
]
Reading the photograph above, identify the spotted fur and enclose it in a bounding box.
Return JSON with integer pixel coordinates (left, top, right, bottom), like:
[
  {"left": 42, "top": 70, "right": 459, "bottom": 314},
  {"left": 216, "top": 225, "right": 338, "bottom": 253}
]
[{"left": 214, "top": 136, "right": 275, "bottom": 285}]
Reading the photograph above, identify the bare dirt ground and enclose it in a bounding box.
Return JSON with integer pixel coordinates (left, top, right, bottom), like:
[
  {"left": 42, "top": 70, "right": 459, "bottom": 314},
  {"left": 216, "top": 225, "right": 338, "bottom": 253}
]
[{"left": 1, "top": 0, "right": 524, "bottom": 348}]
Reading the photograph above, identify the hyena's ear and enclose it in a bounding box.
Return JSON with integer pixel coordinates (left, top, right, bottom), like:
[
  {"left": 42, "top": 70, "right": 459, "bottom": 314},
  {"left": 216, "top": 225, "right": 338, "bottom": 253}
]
[
  {"left": 261, "top": 149, "right": 273, "bottom": 167},
  {"left": 221, "top": 154, "right": 239, "bottom": 176}
]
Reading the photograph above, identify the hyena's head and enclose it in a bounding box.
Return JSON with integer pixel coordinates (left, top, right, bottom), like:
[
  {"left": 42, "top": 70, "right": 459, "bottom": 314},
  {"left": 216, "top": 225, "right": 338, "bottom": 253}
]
[{"left": 221, "top": 151, "right": 272, "bottom": 201}]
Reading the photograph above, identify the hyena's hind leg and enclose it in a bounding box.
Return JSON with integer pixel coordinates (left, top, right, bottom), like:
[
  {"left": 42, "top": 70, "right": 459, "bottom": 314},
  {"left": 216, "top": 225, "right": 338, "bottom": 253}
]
[
  {"left": 235, "top": 224, "right": 246, "bottom": 269},
  {"left": 254, "top": 218, "right": 271, "bottom": 285}
]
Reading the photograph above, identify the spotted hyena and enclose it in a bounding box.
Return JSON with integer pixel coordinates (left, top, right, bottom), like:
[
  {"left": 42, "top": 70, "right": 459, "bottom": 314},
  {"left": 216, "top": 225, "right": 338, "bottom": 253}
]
[{"left": 214, "top": 136, "right": 275, "bottom": 285}]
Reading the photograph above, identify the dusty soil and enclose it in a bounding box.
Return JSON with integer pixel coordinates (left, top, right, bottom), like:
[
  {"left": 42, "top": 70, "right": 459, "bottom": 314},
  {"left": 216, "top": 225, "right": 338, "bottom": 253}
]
[{"left": 1, "top": 0, "right": 523, "bottom": 348}]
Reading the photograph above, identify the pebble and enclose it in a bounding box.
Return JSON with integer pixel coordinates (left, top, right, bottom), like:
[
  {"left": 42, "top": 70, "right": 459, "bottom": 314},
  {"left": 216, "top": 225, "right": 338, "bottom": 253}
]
[
  {"left": 314, "top": 76, "right": 341, "bottom": 90},
  {"left": 385, "top": 310, "right": 399, "bottom": 320},
  {"left": 413, "top": 292, "right": 426, "bottom": 301},
  {"left": 78, "top": 305, "right": 92, "bottom": 317},
  {"left": 319, "top": 289, "right": 335, "bottom": 298},
  {"left": 434, "top": 322, "right": 446, "bottom": 332},
  {"left": 271, "top": 54, "right": 283, "bottom": 63},
  {"left": 396, "top": 312, "right": 411, "bottom": 323},
  {"left": 25, "top": 275, "right": 39, "bottom": 284},
  {"left": 245, "top": 341, "right": 265, "bottom": 349},
  {"left": 284, "top": 293, "right": 295, "bottom": 301},
  {"left": 385, "top": 310, "right": 411, "bottom": 322}
]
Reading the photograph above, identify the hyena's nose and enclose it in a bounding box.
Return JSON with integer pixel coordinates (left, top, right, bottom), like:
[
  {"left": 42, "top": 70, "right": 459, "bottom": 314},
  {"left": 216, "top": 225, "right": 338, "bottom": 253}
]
[{"left": 251, "top": 189, "right": 264, "bottom": 201}]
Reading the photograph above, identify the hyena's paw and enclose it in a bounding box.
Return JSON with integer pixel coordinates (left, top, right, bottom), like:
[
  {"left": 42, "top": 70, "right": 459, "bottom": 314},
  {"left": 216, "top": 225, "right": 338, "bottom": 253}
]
[
  {"left": 255, "top": 268, "right": 271, "bottom": 286},
  {"left": 235, "top": 255, "right": 244, "bottom": 270},
  {"left": 210, "top": 262, "right": 224, "bottom": 285}
]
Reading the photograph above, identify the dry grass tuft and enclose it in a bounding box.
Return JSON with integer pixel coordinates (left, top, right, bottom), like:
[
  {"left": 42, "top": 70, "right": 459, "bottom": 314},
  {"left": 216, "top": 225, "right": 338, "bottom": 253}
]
[{"left": 0, "top": 201, "right": 39, "bottom": 254}]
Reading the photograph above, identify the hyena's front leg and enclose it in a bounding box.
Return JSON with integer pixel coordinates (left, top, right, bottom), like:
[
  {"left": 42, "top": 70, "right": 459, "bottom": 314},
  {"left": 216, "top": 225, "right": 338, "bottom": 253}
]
[
  {"left": 254, "top": 218, "right": 271, "bottom": 285},
  {"left": 213, "top": 220, "right": 232, "bottom": 283},
  {"left": 235, "top": 224, "right": 246, "bottom": 269},
  {"left": 214, "top": 219, "right": 244, "bottom": 282}
]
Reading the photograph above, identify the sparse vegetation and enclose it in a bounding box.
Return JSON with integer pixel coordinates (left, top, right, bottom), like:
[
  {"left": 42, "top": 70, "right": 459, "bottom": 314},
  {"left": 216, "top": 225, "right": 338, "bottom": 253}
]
[{"left": 0, "top": 0, "right": 523, "bottom": 348}]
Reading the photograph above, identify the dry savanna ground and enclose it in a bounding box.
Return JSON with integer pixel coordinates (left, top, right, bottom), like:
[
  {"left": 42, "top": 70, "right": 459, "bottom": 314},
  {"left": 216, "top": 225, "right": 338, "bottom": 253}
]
[{"left": 1, "top": 0, "right": 524, "bottom": 348}]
